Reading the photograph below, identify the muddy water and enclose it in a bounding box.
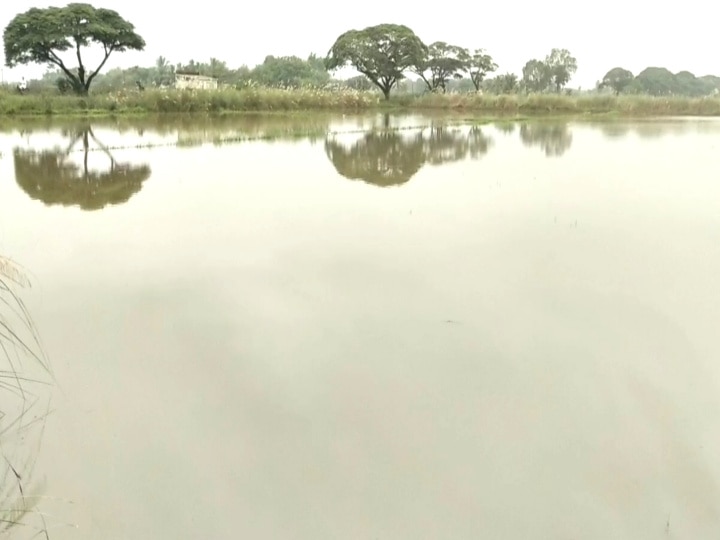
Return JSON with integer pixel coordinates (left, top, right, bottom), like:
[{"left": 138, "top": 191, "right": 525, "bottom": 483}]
[{"left": 1, "top": 114, "right": 719, "bottom": 539}]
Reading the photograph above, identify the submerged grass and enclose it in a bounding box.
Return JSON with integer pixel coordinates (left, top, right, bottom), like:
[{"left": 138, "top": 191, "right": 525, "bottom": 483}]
[
  {"left": 2, "top": 86, "right": 720, "bottom": 116},
  {"left": 0, "top": 256, "right": 54, "bottom": 539}
]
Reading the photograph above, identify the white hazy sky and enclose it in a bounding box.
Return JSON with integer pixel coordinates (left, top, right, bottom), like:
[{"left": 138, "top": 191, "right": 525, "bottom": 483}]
[{"left": 1, "top": 0, "right": 718, "bottom": 88}]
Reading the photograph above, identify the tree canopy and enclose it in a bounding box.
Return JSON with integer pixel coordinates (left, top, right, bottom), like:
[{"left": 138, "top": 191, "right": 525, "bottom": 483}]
[
  {"left": 251, "top": 54, "right": 330, "bottom": 88},
  {"left": 521, "top": 59, "right": 552, "bottom": 93},
  {"left": 3, "top": 3, "right": 145, "bottom": 95},
  {"left": 544, "top": 49, "right": 577, "bottom": 92},
  {"left": 600, "top": 67, "right": 634, "bottom": 95},
  {"left": 413, "top": 42, "right": 470, "bottom": 93},
  {"left": 468, "top": 49, "right": 498, "bottom": 91},
  {"left": 483, "top": 73, "right": 518, "bottom": 94},
  {"left": 325, "top": 24, "right": 427, "bottom": 99}
]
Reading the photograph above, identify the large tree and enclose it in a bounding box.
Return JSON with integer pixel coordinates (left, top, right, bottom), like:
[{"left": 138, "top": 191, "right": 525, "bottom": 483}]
[
  {"left": 413, "top": 42, "right": 469, "bottom": 93},
  {"left": 325, "top": 24, "right": 427, "bottom": 100},
  {"left": 521, "top": 59, "right": 552, "bottom": 93},
  {"left": 3, "top": 3, "right": 145, "bottom": 95},
  {"left": 544, "top": 48, "right": 577, "bottom": 92},
  {"left": 468, "top": 49, "right": 498, "bottom": 91},
  {"left": 600, "top": 67, "right": 634, "bottom": 95}
]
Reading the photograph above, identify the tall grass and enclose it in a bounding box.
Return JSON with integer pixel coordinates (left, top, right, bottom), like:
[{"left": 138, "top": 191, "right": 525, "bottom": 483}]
[
  {"left": 0, "top": 86, "right": 379, "bottom": 115},
  {"left": 0, "top": 256, "right": 54, "bottom": 538},
  {"left": 409, "top": 92, "right": 720, "bottom": 116},
  {"left": 2, "top": 85, "right": 720, "bottom": 116}
]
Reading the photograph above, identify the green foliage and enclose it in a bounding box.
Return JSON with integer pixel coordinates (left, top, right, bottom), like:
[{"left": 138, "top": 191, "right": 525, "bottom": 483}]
[
  {"left": 252, "top": 54, "right": 330, "bottom": 88},
  {"left": 1, "top": 85, "right": 720, "bottom": 116},
  {"left": 0, "top": 86, "right": 378, "bottom": 114},
  {"left": 3, "top": 3, "right": 145, "bottom": 95},
  {"left": 325, "top": 23, "right": 427, "bottom": 99},
  {"left": 344, "top": 75, "right": 375, "bottom": 91},
  {"left": 544, "top": 49, "right": 577, "bottom": 92},
  {"left": 600, "top": 67, "right": 634, "bottom": 95},
  {"left": 634, "top": 67, "right": 676, "bottom": 96},
  {"left": 413, "top": 42, "right": 470, "bottom": 93},
  {"left": 396, "top": 92, "right": 720, "bottom": 116},
  {"left": 468, "top": 49, "right": 498, "bottom": 91},
  {"left": 522, "top": 59, "right": 552, "bottom": 93},
  {"left": 483, "top": 73, "right": 519, "bottom": 94},
  {"left": 624, "top": 67, "right": 720, "bottom": 97}
]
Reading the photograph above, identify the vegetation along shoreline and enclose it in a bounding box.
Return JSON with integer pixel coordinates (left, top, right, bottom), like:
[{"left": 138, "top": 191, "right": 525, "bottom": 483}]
[
  {"left": 2, "top": 5, "right": 720, "bottom": 117},
  {"left": 2, "top": 89, "right": 720, "bottom": 117}
]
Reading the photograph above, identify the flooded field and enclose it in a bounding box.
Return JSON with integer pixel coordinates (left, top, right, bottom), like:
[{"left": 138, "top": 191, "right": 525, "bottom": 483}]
[{"left": 1, "top": 113, "right": 720, "bottom": 539}]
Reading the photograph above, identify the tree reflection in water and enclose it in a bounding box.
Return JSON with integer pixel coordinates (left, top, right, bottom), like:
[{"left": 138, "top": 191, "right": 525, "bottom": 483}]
[
  {"left": 518, "top": 122, "right": 573, "bottom": 157},
  {"left": 13, "top": 125, "right": 152, "bottom": 210},
  {"left": 0, "top": 257, "right": 55, "bottom": 537},
  {"left": 325, "top": 122, "right": 493, "bottom": 187}
]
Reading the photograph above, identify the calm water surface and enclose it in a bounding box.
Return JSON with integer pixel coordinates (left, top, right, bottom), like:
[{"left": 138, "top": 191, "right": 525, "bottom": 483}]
[{"left": 1, "top": 113, "right": 719, "bottom": 539}]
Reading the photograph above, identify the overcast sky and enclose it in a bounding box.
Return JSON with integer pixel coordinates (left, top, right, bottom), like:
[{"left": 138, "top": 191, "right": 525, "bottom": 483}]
[{"left": 1, "top": 0, "right": 718, "bottom": 88}]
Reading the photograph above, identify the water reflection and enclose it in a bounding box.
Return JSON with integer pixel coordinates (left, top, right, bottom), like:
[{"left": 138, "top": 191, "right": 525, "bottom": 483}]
[
  {"left": 1, "top": 114, "right": 334, "bottom": 150},
  {"left": 596, "top": 123, "right": 633, "bottom": 139},
  {"left": 13, "top": 125, "right": 152, "bottom": 210},
  {"left": 424, "top": 125, "right": 492, "bottom": 164},
  {"left": 325, "top": 123, "right": 493, "bottom": 187},
  {"left": 325, "top": 130, "right": 425, "bottom": 187},
  {"left": 494, "top": 122, "right": 517, "bottom": 134},
  {"left": 1, "top": 113, "right": 720, "bottom": 540},
  {"left": 519, "top": 122, "right": 573, "bottom": 156},
  {"left": 0, "top": 257, "right": 54, "bottom": 538}
]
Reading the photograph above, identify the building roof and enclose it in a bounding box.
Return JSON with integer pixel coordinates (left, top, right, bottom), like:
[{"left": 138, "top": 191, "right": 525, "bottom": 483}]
[{"left": 175, "top": 71, "right": 217, "bottom": 80}]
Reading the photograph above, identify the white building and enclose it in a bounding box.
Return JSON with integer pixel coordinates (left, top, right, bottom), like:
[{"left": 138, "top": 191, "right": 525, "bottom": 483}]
[{"left": 174, "top": 72, "right": 218, "bottom": 90}]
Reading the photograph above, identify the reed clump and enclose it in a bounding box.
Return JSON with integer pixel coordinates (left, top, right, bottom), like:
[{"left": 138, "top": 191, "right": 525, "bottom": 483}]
[{"left": 0, "top": 256, "right": 54, "bottom": 538}]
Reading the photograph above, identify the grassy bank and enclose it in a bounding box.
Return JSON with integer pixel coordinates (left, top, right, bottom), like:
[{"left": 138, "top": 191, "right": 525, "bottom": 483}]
[
  {"left": 0, "top": 86, "right": 378, "bottom": 115},
  {"left": 2, "top": 86, "right": 720, "bottom": 116}
]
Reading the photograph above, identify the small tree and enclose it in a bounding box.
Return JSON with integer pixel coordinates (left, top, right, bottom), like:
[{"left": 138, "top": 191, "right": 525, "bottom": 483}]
[
  {"left": 483, "top": 73, "right": 518, "bottom": 94},
  {"left": 413, "top": 42, "right": 469, "bottom": 93},
  {"left": 544, "top": 48, "right": 577, "bottom": 92},
  {"left": 521, "top": 59, "right": 552, "bottom": 93},
  {"left": 600, "top": 67, "right": 634, "bottom": 95},
  {"left": 3, "top": 3, "right": 145, "bottom": 95},
  {"left": 325, "top": 24, "right": 427, "bottom": 100},
  {"left": 468, "top": 49, "right": 498, "bottom": 91}
]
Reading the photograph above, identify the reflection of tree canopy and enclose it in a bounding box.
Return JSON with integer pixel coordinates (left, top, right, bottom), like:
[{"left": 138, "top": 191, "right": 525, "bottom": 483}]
[
  {"left": 494, "top": 122, "right": 517, "bottom": 134},
  {"left": 325, "top": 124, "right": 493, "bottom": 187},
  {"left": 325, "top": 130, "right": 425, "bottom": 187},
  {"left": 519, "top": 123, "right": 573, "bottom": 157},
  {"left": 594, "top": 120, "right": 720, "bottom": 140},
  {"left": 423, "top": 125, "right": 492, "bottom": 164},
  {"left": 13, "top": 126, "right": 151, "bottom": 211},
  {"left": 632, "top": 121, "right": 688, "bottom": 139},
  {"left": 596, "top": 122, "right": 632, "bottom": 139}
]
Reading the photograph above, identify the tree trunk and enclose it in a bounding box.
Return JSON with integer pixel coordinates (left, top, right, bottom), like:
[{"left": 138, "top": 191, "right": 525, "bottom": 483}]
[{"left": 382, "top": 88, "right": 391, "bottom": 100}]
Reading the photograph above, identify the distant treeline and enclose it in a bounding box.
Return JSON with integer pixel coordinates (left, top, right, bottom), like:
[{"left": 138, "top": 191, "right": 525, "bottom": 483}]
[
  {"left": 3, "top": 6, "right": 719, "bottom": 100},
  {"left": 599, "top": 67, "right": 720, "bottom": 97},
  {"left": 18, "top": 54, "right": 719, "bottom": 100}
]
